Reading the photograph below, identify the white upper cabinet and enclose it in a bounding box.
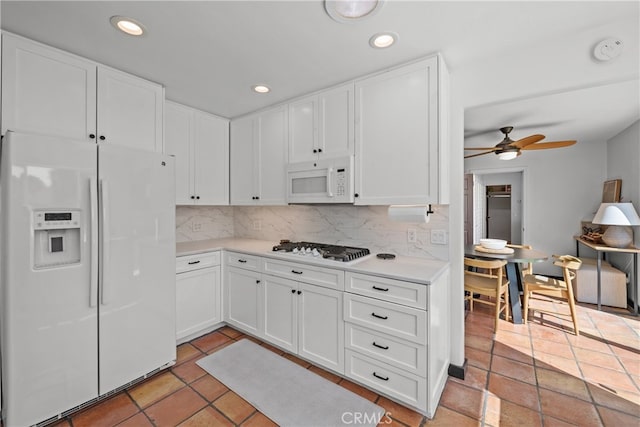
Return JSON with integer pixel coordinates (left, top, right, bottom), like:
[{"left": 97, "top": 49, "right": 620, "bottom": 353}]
[
  {"left": 97, "top": 67, "right": 163, "bottom": 152},
  {"left": 165, "top": 101, "right": 229, "bottom": 205},
  {"left": 288, "top": 83, "right": 354, "bottom": 163},
  {"left": 1, "top": 34, "right": 96, "bottom": 140},
  {"left": 230, "top": 105, "right": 288, "bottom": 205},
  {"left": 354, "top": 56, "right": 448, "bottom": 205},
  {"left": 1, "top": 34, "right": 163, "bottom": 152}
]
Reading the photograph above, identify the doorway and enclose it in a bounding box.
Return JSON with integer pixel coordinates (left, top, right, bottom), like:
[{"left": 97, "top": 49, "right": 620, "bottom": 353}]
[
  {"left": 486, "top": 185, "right": 512, "bottom": 241},
  {"left": 465, "top": 169, "right": 526, "bottom": 245}
]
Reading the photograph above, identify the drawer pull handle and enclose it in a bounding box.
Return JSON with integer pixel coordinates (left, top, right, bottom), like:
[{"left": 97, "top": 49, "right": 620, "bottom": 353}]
[
  {"left": 371, "top": 312, "right": 388, "bottom": 320},
  {"left": 187, "top": 260, "right": 201, "bottom": 265},
  {"left": 372, "top": 286, "right": 389, "bottom": 292},
  {"left": 372, "top": 372, "right": 389, "bottom": 381},
  {"left": 291, "top": 270, "right": 303, "bottom": 275},
  {"left": 238, "top": 259, "right": 248, "bottom": 263},
  {"left": 372, "top": 342, "right": 389, "bottom": 350}
]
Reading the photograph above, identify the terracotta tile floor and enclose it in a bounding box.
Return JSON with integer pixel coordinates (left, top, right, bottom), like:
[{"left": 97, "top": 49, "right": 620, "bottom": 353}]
[{"left": 41, "top": 297, "right": 640, "bottom": 426}]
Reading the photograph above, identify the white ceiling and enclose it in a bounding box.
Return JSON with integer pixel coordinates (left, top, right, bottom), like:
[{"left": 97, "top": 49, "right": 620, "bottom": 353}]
[{"left": 2, "top": 0, "right": 638, "bottom": 126}]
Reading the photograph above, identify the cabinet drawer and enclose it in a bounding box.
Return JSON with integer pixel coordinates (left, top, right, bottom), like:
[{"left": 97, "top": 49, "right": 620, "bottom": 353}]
[
  {"left": 263, "top": 258, "right": 344, "bottom": 290},
  {"left": 225, "top": 252, "right": 262, "bottom": 271},
  {"left": 176, "top": 251, "right": 221, "bottom": 274},
  {"left": 345, "top": 349, "right": 426, "bottom": 412},
  {"left": 346, "top": 272, "right": 427, "bottom": 309},
  {"left": 344, "top": 294, "right": 426, "bottom": 345},
  {"left": 345, "top": 324, "right": 426, "bottom": 377}
]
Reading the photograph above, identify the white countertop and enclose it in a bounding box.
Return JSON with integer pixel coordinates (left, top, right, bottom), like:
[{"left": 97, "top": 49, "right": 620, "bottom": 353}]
[{"left": 176, "top": 238, "right": 449, "bottom": 285}]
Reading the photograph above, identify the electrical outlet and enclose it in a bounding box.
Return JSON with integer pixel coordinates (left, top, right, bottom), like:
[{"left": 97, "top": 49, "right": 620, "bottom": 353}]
[
  {"left": 407, "top": 228, "right": 417, "bottom": 243},
  {"left": 431, "top": 229, "right": 447, "bottom": 245},
  {"left": 253, "top": 219, "right": 262, "bottom": 231},
  {"left": 192, "top": 222, "right": 202, "bottom": 232}
]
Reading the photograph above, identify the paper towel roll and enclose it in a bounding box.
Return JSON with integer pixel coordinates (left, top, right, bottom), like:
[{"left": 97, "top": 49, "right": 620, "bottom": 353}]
[{"left": 387, "top": 205, "right": 431, "bottom": 223}]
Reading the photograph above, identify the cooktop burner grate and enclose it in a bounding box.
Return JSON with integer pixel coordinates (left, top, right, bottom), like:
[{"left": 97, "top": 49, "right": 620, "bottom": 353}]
[{"left": 272, "top": 240, "right": 371, "bottom": 262}]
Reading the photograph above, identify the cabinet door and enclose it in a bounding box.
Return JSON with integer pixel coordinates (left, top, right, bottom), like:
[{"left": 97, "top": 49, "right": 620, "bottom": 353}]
[
  {"left": 262, "top": 275, "right": 297, "bottom": 353},
  {"left": 225, "top": 267, "right": 263, "bottom": 336},
  {"left": 298, "top": 283, "right": 344, "bottom": 374},
  {"left": 97, "top": 67, "right": 163, "bottom": 152},
  {"left": 319, "top": 83, "right": 354, "bottom": 159},
  {"left": 354, "top": 58, "right": 439, "bottom": 205},
  {"left": 230, "top": 116, "right": 257, "bottom": 205},
  {"left": 257, "top": 105, "right": 288, "bottom": 205},
  {"left": 1, "top": 34, "right": 96, "bottom": 140},
  {"left": 193, "top": 111, "right": 229, "bottom": 205},
  {"left": 176, "top": 266, "right": 221, "bottom": 341},
  {"left": 164, "top": 101, "right": 193, "bottom": 204},
  {"left": 288, "top": 96, "right": 317, "bottom": 163}
]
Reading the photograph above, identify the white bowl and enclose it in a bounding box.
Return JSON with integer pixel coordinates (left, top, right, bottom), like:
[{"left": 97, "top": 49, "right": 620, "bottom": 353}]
[{"left": 479, "top": 238, "right": 507, "bottom": 250}]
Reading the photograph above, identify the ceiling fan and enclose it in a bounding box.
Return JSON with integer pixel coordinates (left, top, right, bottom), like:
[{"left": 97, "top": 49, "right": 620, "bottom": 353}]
[{"left": 464, "top": 126, "right": 576, "bottom": 160}]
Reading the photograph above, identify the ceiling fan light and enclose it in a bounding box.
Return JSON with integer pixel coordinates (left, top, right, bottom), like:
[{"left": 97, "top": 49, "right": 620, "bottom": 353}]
[{"left": 497, "top": 150, "right": 518, "bottom": 160}]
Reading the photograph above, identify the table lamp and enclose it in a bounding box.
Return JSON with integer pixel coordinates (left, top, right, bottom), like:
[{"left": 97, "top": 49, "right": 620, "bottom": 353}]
[{"left": 592, "top": 202, "right": 640, "bottom": 248}]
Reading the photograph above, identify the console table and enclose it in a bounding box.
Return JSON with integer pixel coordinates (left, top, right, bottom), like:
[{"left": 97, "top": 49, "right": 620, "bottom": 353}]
[{"left": 574, "top": 236, "right": 639, "bottom": 315}]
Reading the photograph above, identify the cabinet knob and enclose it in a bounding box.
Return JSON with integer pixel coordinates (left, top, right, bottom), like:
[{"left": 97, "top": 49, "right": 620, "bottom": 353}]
[
  {"left": 89, "top": 134, "right": 96, "bottom": 139},
  {"left": 99, "top": 135, "right": 106, "bottom": 141},
  {"left": 196, "top": 196, "right": 200, "bottom": 200},
  {"left": 354, "top": 193, "right": 359, "bottom": 198},
  {"left": 313, "top": 149, "right": 317, "bottom": 153},
  {"left": 297, "top": 290, "right": 302, "bottom": 295},
  {"left": 191, "top": 196, "right": 195, "bottom": 199},
  {"left": 318, "top": 148, "right": 322, "bottom": 153},
  {"left": 256, "top": 196, "right": 260, "bottom": 200},
  {"left": 291, "top": 289, "right": 296, "bottom": 294},
  {"left": 256, "top": 280, "right": 261, "bottom": 284}
]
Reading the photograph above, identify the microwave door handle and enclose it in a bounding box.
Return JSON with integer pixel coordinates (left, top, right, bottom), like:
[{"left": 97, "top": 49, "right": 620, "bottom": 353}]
[{"left": 326, "top": 167, "right": 334, "bottom": 197}]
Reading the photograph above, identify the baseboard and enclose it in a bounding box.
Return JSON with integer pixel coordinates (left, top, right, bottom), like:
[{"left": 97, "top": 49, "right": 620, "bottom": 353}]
[{"left": 447, "top": 359, "right": 467, "bottom": 380}]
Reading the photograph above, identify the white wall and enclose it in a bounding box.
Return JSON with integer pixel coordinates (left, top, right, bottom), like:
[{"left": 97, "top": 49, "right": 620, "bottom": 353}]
[
  {"left": 465, "top": 142, "right": 606, "bottom": 274},
  {"left": 605, "top": 120, "right": 640, "bottom": 304}
]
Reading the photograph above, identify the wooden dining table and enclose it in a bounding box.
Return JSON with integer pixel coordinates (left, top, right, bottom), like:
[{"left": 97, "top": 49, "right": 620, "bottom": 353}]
[{"left": 464, "top": 244, "right": 549, "bottom": 324}]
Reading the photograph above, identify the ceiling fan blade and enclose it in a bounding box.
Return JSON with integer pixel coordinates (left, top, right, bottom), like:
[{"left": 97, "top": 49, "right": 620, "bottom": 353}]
[
  {"left": 464, "top": 151, "right": 495, "bottom": 159},
  {"left": 521, "top": 140, "right": 577, "bottom": 150},
  {"left": 512, "top": 134, "right": 545, "bottom": 148},
  {"left": 464, "top": 147, "right": 500, "bottom": 151}
]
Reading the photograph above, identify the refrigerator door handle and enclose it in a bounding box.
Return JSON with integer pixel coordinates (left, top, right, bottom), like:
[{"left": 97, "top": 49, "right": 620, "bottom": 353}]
[
  {"left": 100, "top": 179, "right": 111, "bottom": 305},
  {"left": 90, "top": 177, "right": 98, "bottom": 307}
]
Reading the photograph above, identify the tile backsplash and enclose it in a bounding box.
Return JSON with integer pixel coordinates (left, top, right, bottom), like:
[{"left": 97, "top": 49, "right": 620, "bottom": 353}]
[{"left": 176, "top": 204, "right": 449, "bottom": 260}]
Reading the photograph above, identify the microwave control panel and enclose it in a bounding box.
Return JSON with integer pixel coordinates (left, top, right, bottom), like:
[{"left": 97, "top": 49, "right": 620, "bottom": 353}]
[{"left": 336, "top": 168, "right": 346, "bottom": 196}]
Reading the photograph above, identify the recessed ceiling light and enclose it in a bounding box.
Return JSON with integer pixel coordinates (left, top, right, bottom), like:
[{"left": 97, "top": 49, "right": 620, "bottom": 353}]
[
  {"left": 369, "top": 32, "right": 397, "bottom": 49},
  {"left": 110, "top": 16, "right": 146, "bottom": 36},
  {"left": 325, "top": 0, "right": 384, "bottom": 23},
  {"left": 252, "top": 85, "right": 271, "bottom": 94}
]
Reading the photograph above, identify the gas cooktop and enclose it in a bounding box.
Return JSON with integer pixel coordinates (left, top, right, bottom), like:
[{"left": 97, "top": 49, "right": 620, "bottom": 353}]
[{"left": 272, "top": 240, "right": 371, "bottom": 263}]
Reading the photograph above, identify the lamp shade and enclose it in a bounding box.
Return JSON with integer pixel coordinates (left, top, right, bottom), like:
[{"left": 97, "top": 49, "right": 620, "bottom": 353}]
[{"left": 592, "top": 203, "right": 640, "bottom": 226}]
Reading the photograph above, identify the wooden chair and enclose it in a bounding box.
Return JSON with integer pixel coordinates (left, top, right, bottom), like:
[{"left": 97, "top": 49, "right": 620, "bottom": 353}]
[
  {"left": 522, "top": 255, "right": 582, "bottom": 335},
  {"left": 506, "top": 244, "right": 533, "bottom": 276},
  {"left": 464, "top": 257, "right": 510, "bottom": 331}
]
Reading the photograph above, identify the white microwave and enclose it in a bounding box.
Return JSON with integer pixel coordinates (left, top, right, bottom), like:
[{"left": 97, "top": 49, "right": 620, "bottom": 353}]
[{"left": 286, "top": 156, "right": 354, "bottom": 204}]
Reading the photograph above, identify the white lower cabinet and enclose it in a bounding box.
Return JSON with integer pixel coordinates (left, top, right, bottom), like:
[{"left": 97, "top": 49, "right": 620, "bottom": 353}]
[
  {"left": 225, "top": 266, "right": 263, "bottom": 337},
  {"left": 175, "top": 251, "right": 222, "bottom": 343},
  {"left": 222, "top": 250, "right": 450, "bottom": 418},
  {"left": 225, "top": 255, "right": 344, "bottom": 374},
  {"left": 262, "top": 275, "right": 345, "bottom": 373},
  {"left": 343, "top": 269, "right": 450, "bottom": 418}
]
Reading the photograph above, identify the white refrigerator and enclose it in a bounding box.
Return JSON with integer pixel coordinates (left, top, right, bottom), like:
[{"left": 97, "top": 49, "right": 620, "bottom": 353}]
[{"left": 0, "top": 131, "right": 176, "bottom": 426}]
